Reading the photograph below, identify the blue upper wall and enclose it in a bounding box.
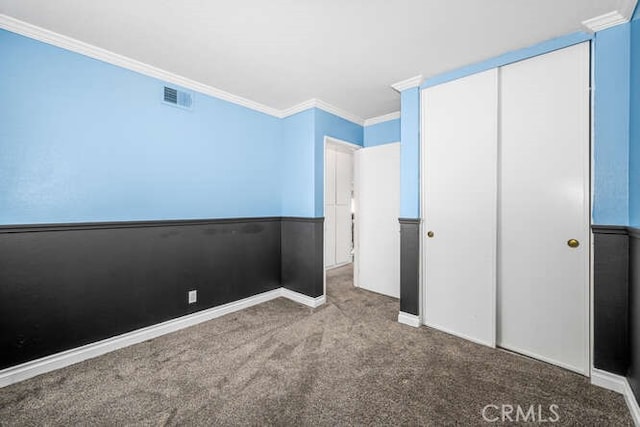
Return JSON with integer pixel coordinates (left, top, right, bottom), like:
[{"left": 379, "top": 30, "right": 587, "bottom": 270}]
[
  {"left": 630, "top": 10, "right": 640, "bottom": 226},
  {"left": 281, "top": 109, "right": 315, "bottom": 217},
  {"left": 593, "top": 24, "right": 630, "bottom": 225},
  {"left": 0, "top": 29, "right": 282, "bottom": 224},
  {"left": 400, "top": 88, "right": 420, "bottom": 218},
  {"left": 4, "top": 23, "right": 635, "bottom": 225},
  {"left": 314, "top": 108, "right": 363, "bottom": 217},
  {"left": 281, "top": 108, "right": 362, "bottom": 218},
  {"left": 0, "top": 29, "right": 365, "bottom": 223},
  {"left": 364, "top": 119, "right": 400, "bottom": 147}
]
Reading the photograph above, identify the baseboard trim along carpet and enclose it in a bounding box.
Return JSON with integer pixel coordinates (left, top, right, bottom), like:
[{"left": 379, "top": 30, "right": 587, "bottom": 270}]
[
  {"left": 591, "top": 368, "right": 640, "bottom": 425},
  {"left": 397, "top": 311, "right": 421, "bottom": 328},
  {"left": 0, "top": 287, "right": 325, "bottom": 388},
  {"left": 281, "top": 288, "right": 326, "bottom": 308}
]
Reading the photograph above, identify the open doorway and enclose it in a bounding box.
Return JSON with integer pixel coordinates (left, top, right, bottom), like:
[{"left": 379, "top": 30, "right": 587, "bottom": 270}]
[
  {"left": 323, "top": 136, "right": 401, "bottom": 299},
  {"left": 324, "top": 137, "right": 359, "bottom": 276}
]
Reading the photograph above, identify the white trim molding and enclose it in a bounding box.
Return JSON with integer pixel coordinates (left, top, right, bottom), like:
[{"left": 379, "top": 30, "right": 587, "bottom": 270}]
[
  {"left": 0, "top": 287, "right": 325, "bottom": 388},
  {"left": 391, "top": 75, "right": 423, "bottom": 92},
  {"left": 398, "top": 311, "right": 421, "bottom": 328},
  {"left": 581, "top": 10, "right": 630, "bottom": 33},
  {"left": 280, "top": 98, "right": 365, "bottom": 125},
  {"left": 591, "top": 368, "right": 640, "bottom": 425},
  {"left": 281, "top": 288, "right": 326, "bottom": 308},
  {"left": 0, "top": 14, "right": 365, "bottom": 126},
  {"left": 0, "top": 14, "right": 282, "bottom": 118},
  {"left": 364, "top": 111, "right": 401, "bottom": 127}
]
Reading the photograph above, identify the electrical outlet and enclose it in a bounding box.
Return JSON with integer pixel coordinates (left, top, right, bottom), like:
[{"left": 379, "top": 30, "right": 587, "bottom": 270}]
[{"left": 188, "top": 290, "right": 197, "bottom": 304}]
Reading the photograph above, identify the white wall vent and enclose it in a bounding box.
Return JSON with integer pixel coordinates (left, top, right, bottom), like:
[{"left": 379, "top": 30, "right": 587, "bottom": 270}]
[{"left": 163, "top": 86, "right": 193, "bottom": 109}]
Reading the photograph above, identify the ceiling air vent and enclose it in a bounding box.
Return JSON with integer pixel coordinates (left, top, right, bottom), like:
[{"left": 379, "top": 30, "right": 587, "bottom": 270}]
[{"left": 163, "top": 86, "right": 193, "bottom": 109}]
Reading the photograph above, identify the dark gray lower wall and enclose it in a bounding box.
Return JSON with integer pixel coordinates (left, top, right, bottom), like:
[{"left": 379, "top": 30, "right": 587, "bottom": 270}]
[
  {"left": 281, "top": 217, "right": 324, "bottom": 298},
  {"left": 399, "top": 218, "right": 420, "bottom": 315},
  {"left": 0, "top": 218, "right": 284, "bottom": 370},
  {"left": 628, "top": 228, "right": 640, "bottom": 401},
  {"left": 593, "top": 225, "right": 640, "bottom": 406},
  {"left": 593, "top": 225, "right": 629, "bottom": 375}
]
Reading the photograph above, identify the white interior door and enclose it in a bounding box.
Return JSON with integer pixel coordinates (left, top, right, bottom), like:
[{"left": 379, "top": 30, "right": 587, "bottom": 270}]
[
  {"left": 498, "top": 43, "right": 590, "bottom": 374},
  {"left": 355, "top": 143, "right": 400, "bottom": 298},
  {"left": 325, "top": 144, "right": 353, "bottom": 269},
  {"left": 422, "top": 69, "right": 498, "bottom": 347}
]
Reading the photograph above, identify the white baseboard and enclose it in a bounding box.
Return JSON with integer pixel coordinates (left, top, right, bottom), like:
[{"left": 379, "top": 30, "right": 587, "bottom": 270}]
[
  {"left": 397, "top": 311, "right": 421, "bottom": 328},
  {"left": 591, "top": 368, "right": 640, "bottom": 425},
  {"left": 281, "top": 288, "right": 326, "bottom": 308},
  {"left": 0, "top": 286, "right": 325, "bottom": 388}
]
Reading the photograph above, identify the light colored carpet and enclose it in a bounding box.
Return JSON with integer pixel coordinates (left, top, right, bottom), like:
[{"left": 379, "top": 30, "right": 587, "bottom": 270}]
[{"left": 0, "top": 264, "right": 632, "bottom": 425}]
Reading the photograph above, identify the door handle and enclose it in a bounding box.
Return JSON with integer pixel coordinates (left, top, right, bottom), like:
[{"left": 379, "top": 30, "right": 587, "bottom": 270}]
[
  {"left": 427, "top": 231, "right": 435, "bottom": 238},
  {"left": 567, "top": 239, "right": 579, "bottom": 248}
]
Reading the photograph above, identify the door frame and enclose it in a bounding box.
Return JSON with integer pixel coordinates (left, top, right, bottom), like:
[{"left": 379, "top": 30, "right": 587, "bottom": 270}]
[
  {"left": 418, "top": 41, "right": 592, "bottom": 376},
  {"left": 323, "top": 136, "right": 361, "bottom": 296}
]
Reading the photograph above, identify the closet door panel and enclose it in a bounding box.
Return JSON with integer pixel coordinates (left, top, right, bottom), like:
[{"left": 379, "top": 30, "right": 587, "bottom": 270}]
[
  {"left": 498, "top": 42, "right": 590, "bottom": 374},
  {"left": 325, "top": 149, "right": 336, "bottom": 204},
  {"left": 422, "top": 68, "right": 498, "bottom": 347},
  {"left": 336, "top": 150, "right": 353, "bottom": 206}
]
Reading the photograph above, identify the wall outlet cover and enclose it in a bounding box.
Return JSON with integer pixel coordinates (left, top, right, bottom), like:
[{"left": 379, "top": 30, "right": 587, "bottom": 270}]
[{"left": 188, "top": 290, "right": 197, "bottom": 304}]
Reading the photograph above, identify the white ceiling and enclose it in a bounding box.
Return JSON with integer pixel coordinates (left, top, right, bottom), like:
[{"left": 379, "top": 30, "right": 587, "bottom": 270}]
[{"left": 0, "top": 0, "right": 636, "bottom": 121}]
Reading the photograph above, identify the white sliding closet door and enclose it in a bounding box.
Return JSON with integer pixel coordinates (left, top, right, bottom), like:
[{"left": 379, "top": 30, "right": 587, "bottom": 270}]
[
  {"left": 498, "top": 43, "right": 590, "bottom": 374},
  {"left": 422, "top": 69, "right": 498, "bottom": 347},
  {"left": 355, "top": 143, "right": 400, "bottom": 298}
]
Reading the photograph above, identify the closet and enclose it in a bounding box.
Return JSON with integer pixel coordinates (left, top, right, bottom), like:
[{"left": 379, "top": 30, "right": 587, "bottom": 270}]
[
  {"left": 325, "top": 143, "right": 354, "bottom": 269},
  {"left": 421, "top": 42, "right": 590, "bottom": 374}
]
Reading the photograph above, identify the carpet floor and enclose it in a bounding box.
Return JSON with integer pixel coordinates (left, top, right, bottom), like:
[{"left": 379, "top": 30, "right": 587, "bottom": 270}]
[{"left": 0, "top": 264, "right": 632, "bottom": 426}]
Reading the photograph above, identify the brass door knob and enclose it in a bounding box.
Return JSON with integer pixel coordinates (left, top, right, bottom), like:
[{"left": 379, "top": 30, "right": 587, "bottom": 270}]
[
  {"left": 567, "top": 239, "right": 579, "bottom": 248},
  {"left": 427, "top": 231, "right": 435, "bottom": 238}
]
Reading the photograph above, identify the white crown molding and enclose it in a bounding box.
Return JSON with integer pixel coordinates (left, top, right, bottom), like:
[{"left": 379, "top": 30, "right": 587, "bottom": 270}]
[
  {"left": 314, "top": 99, "right": 365, "bottom": 125},
  {"left": 279, "top": 98, "right": 365, "bottom": 125},
  {"left": 391, "top": 75, "right": 423, "bottom": 92},
  {"left": 581, "top": 10, "right": 629, "bottom": 33},
  {"left": 0, "top": 286, "right": 326, "bottom": 388},
  {"left": 0, "top": 14, "right": 366, "bottom": 126},
  {"left": 0, "top": 14, "right": 283, "bottom": 118},
  {"left": 364, "top": 111, "right": 401, "bottom": 127},
  {"left": 279, "top": 99, "right": 318, "bottom": 118}
]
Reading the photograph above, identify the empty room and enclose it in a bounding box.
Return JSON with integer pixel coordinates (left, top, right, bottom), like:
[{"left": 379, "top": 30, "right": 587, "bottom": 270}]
[{"left": 1, "top": 0, "right": 640, "bottom": 425}]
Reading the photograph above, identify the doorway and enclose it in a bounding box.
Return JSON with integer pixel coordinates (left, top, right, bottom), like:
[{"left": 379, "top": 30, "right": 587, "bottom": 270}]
[{"left": 324, "top": 138, "right": 357, "bottom": 271}]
